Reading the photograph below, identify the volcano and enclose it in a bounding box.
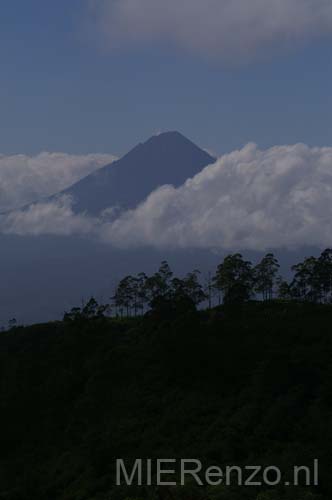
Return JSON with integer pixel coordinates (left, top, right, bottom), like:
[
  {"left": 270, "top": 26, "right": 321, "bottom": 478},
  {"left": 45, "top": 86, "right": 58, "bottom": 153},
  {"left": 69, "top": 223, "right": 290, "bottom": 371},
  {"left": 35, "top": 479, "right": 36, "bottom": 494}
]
[{"left": 62, "top": 131, "right": 215, "bottom": 214}]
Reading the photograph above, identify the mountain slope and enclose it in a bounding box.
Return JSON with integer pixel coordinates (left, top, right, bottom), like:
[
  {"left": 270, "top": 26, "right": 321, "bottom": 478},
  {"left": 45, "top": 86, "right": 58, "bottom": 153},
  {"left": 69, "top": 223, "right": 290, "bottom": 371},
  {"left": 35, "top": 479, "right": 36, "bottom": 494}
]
[{"left": 62, "top": 131, "right": 215, "bottom": 214}]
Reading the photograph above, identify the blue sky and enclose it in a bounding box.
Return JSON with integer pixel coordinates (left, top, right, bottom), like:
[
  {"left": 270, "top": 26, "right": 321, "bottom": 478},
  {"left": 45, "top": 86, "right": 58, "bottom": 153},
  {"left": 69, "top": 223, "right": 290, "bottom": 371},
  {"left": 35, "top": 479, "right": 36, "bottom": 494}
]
[{"left": 0, "top": 0, "right": 332, "bottom": 156}]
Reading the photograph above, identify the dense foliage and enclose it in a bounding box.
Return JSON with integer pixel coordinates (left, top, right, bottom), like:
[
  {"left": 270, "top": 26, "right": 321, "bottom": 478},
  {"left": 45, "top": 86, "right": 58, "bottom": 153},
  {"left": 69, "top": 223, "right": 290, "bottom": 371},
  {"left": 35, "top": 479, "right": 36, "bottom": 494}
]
[
  {"left": 0, "top": 298, "right": 331, "bottom": 499},
  {"left": 59, "top": 250, "right": 332, "bottom": 324}
]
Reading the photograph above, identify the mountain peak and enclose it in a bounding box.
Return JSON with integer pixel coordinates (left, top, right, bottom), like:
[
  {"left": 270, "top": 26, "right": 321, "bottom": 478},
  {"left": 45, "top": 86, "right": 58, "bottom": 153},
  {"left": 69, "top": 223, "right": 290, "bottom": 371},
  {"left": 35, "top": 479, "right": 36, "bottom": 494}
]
[
  {"left": 63, "top": 132, "right": 215, "bottom": 214},
  {"left": 145, "top": 130, "right": 201, "bottom": 147},
  {"left": 150, "top": 130, "right": 188, "bottom": 139},
  {"left": 153, "top": 130, "right": 183, "bottom": 137}
]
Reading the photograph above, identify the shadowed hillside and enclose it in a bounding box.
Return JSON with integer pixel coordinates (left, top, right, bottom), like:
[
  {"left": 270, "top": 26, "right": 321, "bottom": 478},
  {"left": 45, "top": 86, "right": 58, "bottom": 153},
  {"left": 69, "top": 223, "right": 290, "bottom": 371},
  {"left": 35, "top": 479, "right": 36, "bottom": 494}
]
[{"left": 0, "top": 300, "right": 330, "bottom": 500}]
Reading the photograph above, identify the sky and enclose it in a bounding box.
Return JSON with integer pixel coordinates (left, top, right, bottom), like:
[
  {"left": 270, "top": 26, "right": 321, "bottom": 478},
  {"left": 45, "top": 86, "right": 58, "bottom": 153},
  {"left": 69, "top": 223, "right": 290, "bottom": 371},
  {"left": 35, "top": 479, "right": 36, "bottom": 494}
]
[
  {"left": 1, "top": 0, "right": 332, "bottom": 251},
  {"left": 0, "top": 0, "right": 332, "bottom": 158},
  {"left": 2, "top": 0, "right": 332, "bottom": 323}
]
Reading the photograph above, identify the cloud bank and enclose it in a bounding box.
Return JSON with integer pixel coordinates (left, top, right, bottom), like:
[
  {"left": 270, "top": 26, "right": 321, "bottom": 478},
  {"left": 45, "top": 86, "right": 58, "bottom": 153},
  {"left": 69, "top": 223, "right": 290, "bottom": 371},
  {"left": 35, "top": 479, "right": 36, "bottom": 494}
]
[
  {"left": 0, "top": 152, "right": 116, "bottom": 212},
  {"left": 91, "top": 0, "right": 332, "bottom": 61},
  {"left": 1, "top": 195, "right": 98, "bottom": 237},
  {"left": 3, "top": 143, "right": 332, "bottom": 251}
]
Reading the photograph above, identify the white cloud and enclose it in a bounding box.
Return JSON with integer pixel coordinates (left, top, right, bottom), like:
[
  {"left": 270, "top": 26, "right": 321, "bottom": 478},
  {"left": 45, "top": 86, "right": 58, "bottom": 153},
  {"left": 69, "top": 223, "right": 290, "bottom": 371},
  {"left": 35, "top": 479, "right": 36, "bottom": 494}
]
[
  {"left": 90, "top": 0, "right": 332, "bottom": 61},
  {"left": 101, "top": 143, "right": 332, "bottom": 250},
  {"left": 2, "top": 143, "right": 332, "bottom": 251},
  {"left": 1, "top": 195, "right": 98, "bottom": 237},
  {"left": 0, "top": 152, "right": 116, "bottom": 212}
]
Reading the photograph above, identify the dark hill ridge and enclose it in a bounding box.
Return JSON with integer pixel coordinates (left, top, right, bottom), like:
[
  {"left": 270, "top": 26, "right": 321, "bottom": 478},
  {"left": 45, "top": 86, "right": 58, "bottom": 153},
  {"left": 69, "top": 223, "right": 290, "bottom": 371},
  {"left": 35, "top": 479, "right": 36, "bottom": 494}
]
[
  {"left": 0, "top": 303, "right": 330, "bottom": 499},
  {"left": 62, "top": 131, "right": 215, "bottom": 215}
]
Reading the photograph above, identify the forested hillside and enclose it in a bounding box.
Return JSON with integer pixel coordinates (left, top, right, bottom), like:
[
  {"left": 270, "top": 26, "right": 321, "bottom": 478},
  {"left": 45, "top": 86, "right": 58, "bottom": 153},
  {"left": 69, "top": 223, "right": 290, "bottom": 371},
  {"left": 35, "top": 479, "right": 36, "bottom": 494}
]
[{"left": 0, "top": 300, "right": 331, "bottom": 500}]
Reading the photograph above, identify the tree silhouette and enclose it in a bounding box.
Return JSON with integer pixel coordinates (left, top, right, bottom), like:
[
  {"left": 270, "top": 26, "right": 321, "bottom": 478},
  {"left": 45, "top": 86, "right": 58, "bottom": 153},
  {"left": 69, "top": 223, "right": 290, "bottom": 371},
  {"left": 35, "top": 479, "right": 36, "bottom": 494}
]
[
  {"left": 63, "top": 297, "right": 109, "bottom": 322},
  {"left": 291, "top": 256, "right": 320, "bottom": 302},
  {"left": 254, "top": 253, "right": 280, "bottom": 301},
  {"left": 113, "top": 276, "right": 137, "bottom": 316},
  {"left": 317, "top": 248, "right": 332, "bottom": 302},
  {"left": 182, "top": 270, "right": 207, "bottom": 306},
  {"left": 276, "top": 277, "right": 292, "bottom": 301},
  {"left": 213, "top": 254, "right": 254, "bottom": 305},
  {"left": 65, "top": 248, "right": 332, "bottom": 321},
  {"left": 136, "top": 272, "right": 148, "bottom": 315},
  {"left": 145, "top": 261, "right": 173, "bottom": 305}
]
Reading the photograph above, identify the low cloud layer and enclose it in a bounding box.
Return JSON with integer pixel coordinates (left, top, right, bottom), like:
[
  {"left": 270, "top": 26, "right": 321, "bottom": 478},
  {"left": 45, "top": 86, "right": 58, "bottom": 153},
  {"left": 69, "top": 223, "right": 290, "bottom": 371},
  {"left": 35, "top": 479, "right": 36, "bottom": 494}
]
[
  {"left": 1, "top": 195, "right": 98, "bottom": 237},
  {"left": 0, "top": 152, "right": 116, "bottom": 212},
  {"left": 3, "top": 143, "right": 332, "bottom": 251},
  {"left": 91, "top": 0, "right": 332, "bottom": 61}
]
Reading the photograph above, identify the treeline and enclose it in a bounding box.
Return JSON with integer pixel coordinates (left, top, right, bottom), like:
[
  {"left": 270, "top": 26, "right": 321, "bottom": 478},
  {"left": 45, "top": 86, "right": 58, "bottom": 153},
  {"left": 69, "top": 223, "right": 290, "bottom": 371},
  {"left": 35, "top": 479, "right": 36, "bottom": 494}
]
[
  {"left": 64, "top": 248, "right": 332, "bottom": 320},
  {"left": 2, "top": 287, "right": 331, "bottom": 500}
]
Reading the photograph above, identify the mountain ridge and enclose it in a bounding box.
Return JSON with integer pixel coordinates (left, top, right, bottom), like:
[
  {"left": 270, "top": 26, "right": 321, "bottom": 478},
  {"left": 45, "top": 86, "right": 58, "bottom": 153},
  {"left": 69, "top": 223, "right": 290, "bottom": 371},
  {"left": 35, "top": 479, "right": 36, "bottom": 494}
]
[{"left": 59, "top": 131, "right": 215, "bottom": 215}]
